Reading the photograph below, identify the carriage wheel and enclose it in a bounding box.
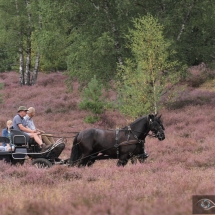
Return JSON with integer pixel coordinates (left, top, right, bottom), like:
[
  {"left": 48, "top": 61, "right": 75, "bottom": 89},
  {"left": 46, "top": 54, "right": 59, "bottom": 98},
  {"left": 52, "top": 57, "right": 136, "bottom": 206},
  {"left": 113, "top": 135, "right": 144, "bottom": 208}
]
[{"left": 32, "top": 158, "right": 52, "bottom": 168}]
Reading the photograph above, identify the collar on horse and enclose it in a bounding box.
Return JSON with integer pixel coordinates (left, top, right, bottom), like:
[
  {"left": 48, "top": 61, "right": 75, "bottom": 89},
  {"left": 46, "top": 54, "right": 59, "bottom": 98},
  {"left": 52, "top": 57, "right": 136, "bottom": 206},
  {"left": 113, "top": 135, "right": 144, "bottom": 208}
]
[
  {"left": 115, "top": 129, "right": 120, "bottom": 158},
  {"left": 114, "top": 125, "right": 146, "bottom": 159}
]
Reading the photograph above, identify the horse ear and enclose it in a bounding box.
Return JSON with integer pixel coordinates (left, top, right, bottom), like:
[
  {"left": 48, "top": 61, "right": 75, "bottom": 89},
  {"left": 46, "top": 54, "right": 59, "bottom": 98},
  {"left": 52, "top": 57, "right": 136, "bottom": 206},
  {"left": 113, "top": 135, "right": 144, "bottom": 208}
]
[
  {"left": 158, "top": 114, "right": 162, "bottom": 119},
  {"left": 148, "top": 114, "right": 154, "bottom": 120}
]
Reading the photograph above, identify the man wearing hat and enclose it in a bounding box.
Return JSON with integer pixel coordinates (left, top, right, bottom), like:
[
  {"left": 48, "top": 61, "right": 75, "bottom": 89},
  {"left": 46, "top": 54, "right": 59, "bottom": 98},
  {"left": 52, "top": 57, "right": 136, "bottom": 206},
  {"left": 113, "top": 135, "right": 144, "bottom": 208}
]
[{"left": 12, "top": 106, "right": 51, "bottom": 152}]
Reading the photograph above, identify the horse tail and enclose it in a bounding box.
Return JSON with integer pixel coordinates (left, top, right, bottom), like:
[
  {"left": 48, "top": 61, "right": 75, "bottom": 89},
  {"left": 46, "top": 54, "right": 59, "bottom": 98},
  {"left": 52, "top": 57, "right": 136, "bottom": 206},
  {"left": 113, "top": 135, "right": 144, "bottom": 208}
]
[{"left": 69, "top": 133, "right": 82, "bottom": 166}]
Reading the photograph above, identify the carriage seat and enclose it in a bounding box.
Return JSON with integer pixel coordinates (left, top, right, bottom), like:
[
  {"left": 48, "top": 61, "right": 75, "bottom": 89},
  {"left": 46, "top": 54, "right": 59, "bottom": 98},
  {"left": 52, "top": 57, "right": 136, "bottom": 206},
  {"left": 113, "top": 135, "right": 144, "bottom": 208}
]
[
  {"left": 10, "top": 129, "right": 30, "bottom": 147},
  {"left": 0, "top": 136, "right": 10, "bottom": 144}
]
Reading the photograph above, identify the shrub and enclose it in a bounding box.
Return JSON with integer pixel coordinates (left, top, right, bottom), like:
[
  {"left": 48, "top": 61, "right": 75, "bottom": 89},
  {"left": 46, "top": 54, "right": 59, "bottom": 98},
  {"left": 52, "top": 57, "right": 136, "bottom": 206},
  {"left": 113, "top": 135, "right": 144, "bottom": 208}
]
[
  {"left": 79, "top": 76, "right": 106, "bottom": 123},
  {"left": 84, "top": 115, "right": 100, "bottom": 124}
]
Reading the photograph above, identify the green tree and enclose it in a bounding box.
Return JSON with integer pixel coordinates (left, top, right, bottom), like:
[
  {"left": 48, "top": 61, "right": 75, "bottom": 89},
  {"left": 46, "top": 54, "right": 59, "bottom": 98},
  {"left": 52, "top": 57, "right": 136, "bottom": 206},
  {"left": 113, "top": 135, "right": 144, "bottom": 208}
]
[
  {"left": 0, "top": 0, "right": 68, "bottom": 83},
  {"left": 65, "top": 0, "right": 155, "bottom": 84},
  {"left": 160, "top": 0, "right": 215, "bottom": 66},
  {"left": 79, "top": 75, "right": 105, "bottom": 123},
  {"left": 0, "top": 0, "right": 41, "bottom": 85},
  {"left": 33, "top": 0, "right": 69, "bottom": 71},
  {"left": 0, "top": 0, "right": 215, "bottom": 87},
  {"left": 117, "top": 14, "right": 185, "bottom": 118}
]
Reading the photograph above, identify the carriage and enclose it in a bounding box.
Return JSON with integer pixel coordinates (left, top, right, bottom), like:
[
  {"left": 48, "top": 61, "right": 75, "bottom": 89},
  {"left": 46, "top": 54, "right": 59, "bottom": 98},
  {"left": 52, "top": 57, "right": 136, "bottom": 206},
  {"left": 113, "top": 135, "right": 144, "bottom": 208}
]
[{"left": 0, "top": 129, "right": 66, "bottom": 168}]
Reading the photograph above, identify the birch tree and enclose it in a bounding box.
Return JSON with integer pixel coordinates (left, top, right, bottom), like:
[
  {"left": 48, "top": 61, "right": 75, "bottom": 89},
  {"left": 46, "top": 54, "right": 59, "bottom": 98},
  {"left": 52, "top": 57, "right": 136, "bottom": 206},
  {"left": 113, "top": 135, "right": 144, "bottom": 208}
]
[
  {"left": 0, "top": 0, "right": 215, "bottom": 87},
  {"left": 0, "top": 0, "right": 42, "bottom": 85},
  {"left": 24, "top": 0, "right": 42, "bottom": 85},
  {"left": 66, "top": 0, "right": 142, "bottom": 83},
  {"left": 15, "top": 0, "right": 25, "bottom": 85},
  {"left": 117, "top": 14, "right": 185, "bottom": 117}
]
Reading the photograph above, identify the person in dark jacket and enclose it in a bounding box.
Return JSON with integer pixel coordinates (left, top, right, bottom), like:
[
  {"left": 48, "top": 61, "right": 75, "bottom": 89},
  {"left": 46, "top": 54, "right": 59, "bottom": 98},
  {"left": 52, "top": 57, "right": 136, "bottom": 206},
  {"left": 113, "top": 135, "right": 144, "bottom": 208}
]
[{"left": 1, "top": 119, "right": 14, "bottom": 151}]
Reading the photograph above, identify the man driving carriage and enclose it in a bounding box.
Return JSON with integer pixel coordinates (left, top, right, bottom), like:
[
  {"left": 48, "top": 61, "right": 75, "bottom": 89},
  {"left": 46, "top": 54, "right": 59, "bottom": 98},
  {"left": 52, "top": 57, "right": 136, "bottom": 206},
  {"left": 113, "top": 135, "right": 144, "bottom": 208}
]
[{"left": 12, "top": 106, "right": 52, "bottom": 152}]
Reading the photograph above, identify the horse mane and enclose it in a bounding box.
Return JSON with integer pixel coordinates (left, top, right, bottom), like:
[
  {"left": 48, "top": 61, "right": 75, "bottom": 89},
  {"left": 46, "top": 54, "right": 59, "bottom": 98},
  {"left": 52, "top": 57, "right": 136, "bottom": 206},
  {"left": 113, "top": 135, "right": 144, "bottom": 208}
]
[
  {"left": 118, "top": 115, "right": 148, "bottom": 132},
  {"left": 129, "top": 115, "right": 148, "bottom": 126},
  {"left": 121, "top": 114, "right": 163, "bottom": 130}
]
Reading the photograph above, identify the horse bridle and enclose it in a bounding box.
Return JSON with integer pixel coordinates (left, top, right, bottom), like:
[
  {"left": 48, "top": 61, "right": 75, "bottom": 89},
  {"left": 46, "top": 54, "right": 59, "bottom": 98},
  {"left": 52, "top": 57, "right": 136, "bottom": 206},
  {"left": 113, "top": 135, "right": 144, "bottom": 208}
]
[{"left": 126, "top": 116, "right": 153, "bottom": 141}]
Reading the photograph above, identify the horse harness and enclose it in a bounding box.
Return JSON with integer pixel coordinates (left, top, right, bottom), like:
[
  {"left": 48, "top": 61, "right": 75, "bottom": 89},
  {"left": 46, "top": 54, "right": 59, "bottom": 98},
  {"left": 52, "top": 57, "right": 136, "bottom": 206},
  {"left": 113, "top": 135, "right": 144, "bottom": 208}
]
[{"left": 114, "top": 126, "right": 145, "bottom": 159}]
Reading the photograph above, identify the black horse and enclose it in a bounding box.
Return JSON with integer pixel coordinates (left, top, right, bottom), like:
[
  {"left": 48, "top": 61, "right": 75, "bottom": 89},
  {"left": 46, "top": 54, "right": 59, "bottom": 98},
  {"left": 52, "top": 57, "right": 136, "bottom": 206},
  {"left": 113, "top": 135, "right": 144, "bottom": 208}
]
[{"left": 69, "top": 114, "right": 165, "bottom": 167}]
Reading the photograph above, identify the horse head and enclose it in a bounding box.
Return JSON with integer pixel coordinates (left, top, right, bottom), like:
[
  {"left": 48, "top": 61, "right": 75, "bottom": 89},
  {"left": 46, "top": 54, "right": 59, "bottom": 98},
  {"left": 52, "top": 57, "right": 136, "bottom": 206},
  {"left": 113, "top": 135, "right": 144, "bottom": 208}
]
[{"left": 148, "top": 114, "right": 165, "bottom": 141}]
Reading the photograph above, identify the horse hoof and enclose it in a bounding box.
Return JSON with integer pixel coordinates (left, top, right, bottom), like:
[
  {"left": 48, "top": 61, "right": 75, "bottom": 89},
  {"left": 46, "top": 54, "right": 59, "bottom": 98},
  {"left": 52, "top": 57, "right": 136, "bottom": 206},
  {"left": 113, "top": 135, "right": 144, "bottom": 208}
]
[
  {"left": 87, "top": 160, "right": 95, "bottom": 167},
  {"left": 117, "top": 159, "right": 127, "bottom": 167}
]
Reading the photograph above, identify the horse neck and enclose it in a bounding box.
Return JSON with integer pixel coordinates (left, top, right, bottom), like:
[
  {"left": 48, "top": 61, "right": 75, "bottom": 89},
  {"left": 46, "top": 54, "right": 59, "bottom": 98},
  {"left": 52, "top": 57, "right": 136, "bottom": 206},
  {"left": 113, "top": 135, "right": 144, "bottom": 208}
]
[{"left": 130, "top": 116, "right": 150, "bottom": 139}]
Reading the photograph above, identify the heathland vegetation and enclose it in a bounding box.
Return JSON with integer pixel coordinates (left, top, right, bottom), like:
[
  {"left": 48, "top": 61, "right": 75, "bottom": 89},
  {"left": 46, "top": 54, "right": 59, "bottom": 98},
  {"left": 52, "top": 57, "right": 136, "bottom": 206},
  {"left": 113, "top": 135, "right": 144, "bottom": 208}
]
[{"left": 0, "top": 66, "right": 215, "bottom": 214}]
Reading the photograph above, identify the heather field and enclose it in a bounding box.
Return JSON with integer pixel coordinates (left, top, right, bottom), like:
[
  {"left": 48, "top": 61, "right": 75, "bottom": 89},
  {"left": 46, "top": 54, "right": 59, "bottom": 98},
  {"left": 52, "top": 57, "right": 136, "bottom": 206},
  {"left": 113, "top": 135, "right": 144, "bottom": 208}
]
[{"left": 0, "top": 67, "right": 215, "bottom": 215}]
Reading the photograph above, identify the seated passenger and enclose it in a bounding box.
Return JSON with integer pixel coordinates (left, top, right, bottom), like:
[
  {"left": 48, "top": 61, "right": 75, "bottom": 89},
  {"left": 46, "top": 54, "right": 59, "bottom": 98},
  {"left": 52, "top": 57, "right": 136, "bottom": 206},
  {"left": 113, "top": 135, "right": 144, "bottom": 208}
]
[
  {"left": 24, "top": 107, "right": 55, "bottom": 146},
  {"left": 0, "top": 120, "right": 15, "bottom": 151},
  {"left": 12, "top": 106, "right": 51, "bottom": 152}
]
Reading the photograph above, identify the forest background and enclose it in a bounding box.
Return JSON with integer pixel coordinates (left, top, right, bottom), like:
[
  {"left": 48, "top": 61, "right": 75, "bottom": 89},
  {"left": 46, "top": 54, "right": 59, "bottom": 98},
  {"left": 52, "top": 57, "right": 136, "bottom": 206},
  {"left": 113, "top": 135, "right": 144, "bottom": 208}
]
[{"left": 0, "top": 0, "right": 215, "bottom": 118}]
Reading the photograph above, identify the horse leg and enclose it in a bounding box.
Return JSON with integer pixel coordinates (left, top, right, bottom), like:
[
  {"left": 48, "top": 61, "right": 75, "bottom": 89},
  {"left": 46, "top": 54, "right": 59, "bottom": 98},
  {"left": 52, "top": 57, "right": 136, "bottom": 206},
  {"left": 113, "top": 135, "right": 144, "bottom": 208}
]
[
  {"left": 117, "top": 154, "right": 129, "bottom": 167},
  {"left": 78, "top": 149, "right": 97, "bottom": 167},
  {"left": 86, "top": 152, "right": 99, "bottom": 167},
  {"left": 77, "top": 154, "right": 91, "bottom": 167},
  {"left": 117, "top": 159, "right": 128, "bottom": 166},
  {"left": 138, "top": 153, "right": 148, "bottom": 163},
  {"left": 135, "top": 144, "right": 149, "bottom": 164},
  {"left": 87, "top": 159, "right": 95, "bottom": 167},
  {"left": 130, "top": 155, "right": 138, "bottom": 164},
  {"left": 78, "top": 159, "right": 88, "bottom": 167}
]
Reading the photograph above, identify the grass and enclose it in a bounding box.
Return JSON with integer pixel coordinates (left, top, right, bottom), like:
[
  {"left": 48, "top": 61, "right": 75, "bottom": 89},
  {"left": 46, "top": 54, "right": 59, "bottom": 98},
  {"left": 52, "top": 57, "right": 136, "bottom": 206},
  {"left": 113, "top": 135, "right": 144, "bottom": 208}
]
[{"left": 0, "top": 66, "right": 215, "bottom": 215}]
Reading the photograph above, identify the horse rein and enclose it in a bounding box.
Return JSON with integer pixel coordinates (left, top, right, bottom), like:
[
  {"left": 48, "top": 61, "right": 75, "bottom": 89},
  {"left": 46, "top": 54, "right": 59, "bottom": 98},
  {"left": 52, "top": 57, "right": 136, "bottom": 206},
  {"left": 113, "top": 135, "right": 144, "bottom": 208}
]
[{"left": 127, "top": 117, "right": 164, "bottom": 139}]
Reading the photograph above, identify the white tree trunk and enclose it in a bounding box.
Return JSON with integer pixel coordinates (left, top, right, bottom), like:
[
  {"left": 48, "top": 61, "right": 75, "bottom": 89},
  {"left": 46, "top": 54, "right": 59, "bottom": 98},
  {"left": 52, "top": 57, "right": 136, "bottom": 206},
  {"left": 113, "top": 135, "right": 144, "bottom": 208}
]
[
  {"left": 153, "top": 81, "right": 157, "bottom": 114},
  {"left": 25, "top": 52, "right": 31, "bottom": 85},
  {"left": 15, "top": 0, "right": 24, "bottom": 86},
  {"left": 31, "top": 13, "right": 42, "bottom": 85},
  {"left": 31, "top": 53, "right": 40, "bottom": 85},
  {"left": 177, "top": 1, "right": 195, "bottom": 41},
  {"left": 25, "top": 0, "right": 31, "bottom": 85},
  {"left": 19, "top": 49, "right": 24, "bottom": 86}
]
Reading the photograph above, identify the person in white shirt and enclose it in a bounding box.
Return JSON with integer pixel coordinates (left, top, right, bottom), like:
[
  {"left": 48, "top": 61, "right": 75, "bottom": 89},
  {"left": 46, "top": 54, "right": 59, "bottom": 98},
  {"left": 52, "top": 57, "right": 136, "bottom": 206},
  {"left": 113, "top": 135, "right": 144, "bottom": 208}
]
[{"left": 24, "top": 107, "right": 55, "bottom": 146}]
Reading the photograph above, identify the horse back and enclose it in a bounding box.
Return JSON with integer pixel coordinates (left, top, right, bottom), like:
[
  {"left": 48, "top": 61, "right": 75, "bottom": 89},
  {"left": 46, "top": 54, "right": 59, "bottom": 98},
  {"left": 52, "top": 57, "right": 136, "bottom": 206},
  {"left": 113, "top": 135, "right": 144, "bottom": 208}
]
[{"left": 77, "top": 128, "right": 116, "bottom": 148}]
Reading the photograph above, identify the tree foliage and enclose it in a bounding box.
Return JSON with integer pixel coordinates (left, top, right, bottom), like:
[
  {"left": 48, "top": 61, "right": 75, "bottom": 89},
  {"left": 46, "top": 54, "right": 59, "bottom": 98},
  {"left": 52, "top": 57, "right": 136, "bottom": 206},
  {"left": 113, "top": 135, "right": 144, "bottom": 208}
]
[
  {"left": 0, "top": 0, "right": 214, "bottom": 107},
  {"left": 117, "top": 14, "right": 185, "bottom": 118},
  {"left": 79, "top": 75, "right": 105, "bottom": 123}
]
